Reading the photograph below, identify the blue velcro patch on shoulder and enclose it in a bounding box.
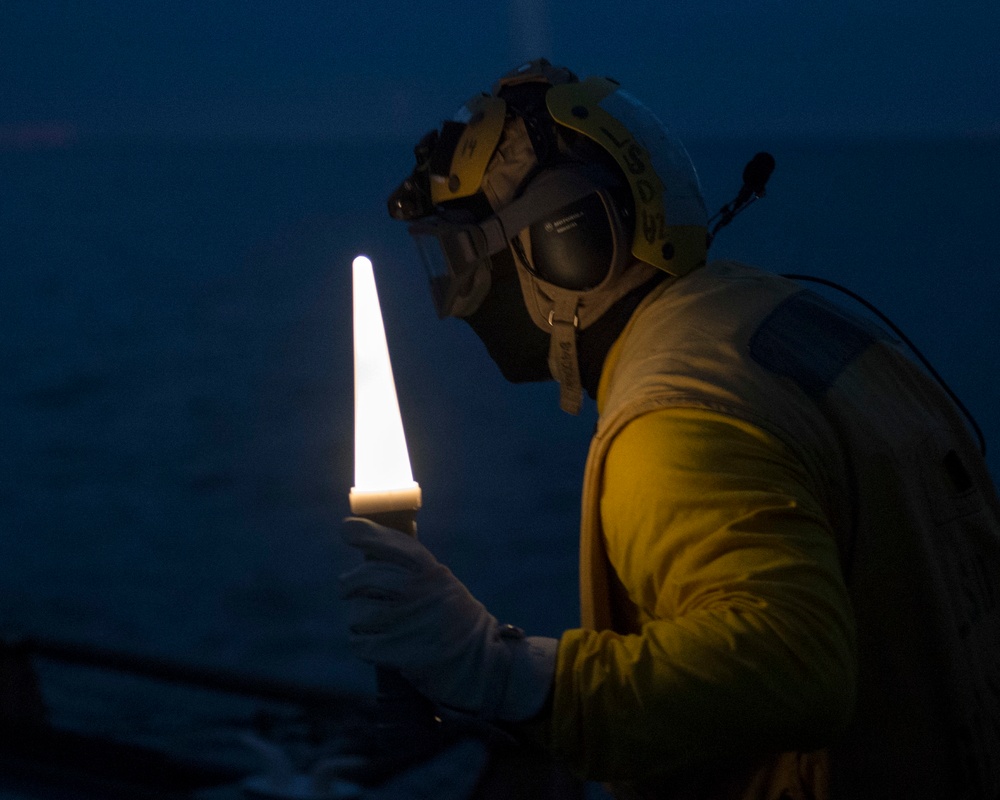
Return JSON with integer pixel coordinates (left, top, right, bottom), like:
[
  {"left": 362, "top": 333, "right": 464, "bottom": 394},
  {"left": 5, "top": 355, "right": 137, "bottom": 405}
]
[{"left": 750, "top": 290, "right": 886, "bottom": 398}]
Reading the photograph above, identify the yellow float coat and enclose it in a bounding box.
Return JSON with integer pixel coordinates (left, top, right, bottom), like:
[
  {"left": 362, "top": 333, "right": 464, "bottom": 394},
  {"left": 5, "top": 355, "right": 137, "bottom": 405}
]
[{"left": 539, "top": 260, "right": 1000, "bottom": 799}]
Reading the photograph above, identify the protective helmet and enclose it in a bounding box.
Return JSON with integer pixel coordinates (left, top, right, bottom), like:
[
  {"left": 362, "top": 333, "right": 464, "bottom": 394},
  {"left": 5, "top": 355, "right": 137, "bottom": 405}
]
[{"left": 388, "top": 59, "right": 708, "bottom": 413}]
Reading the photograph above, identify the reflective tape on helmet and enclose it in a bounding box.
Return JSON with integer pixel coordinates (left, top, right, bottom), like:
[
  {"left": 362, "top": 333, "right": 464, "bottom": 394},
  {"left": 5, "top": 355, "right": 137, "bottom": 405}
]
[
  {"left": 546, "top": 77, "right": 707, "bottom": 276},
  {"left": 600, "top": 89, "right": 707, "bottom": 228},
  {"left": 430, "top": 94, "right": 507, "bottom": 204}
]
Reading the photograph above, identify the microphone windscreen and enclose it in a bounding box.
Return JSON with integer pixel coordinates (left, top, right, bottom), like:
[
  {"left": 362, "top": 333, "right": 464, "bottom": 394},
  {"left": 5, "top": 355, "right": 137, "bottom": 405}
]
[{"left": 742, "top": 152, "right": 776, "bottom": 194}]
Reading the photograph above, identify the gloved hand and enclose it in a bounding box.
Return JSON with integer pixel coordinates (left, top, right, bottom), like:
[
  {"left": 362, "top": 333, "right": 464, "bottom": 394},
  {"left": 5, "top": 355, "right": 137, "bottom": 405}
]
[{"left": 339, "top": 517, "right": 557, "bottom": 722}]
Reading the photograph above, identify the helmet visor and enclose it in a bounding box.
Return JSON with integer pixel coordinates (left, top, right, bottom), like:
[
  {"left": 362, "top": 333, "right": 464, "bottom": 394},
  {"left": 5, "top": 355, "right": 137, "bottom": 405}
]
[
  {"left": 408, "top": 167, "right": 616, "bottom": 317},
  {"left": 409, "top": 219, "right": 495, "bottom": 318}
]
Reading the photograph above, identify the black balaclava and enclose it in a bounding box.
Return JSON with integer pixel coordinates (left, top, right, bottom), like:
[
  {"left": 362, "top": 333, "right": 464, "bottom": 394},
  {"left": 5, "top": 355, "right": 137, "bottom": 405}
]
[
  {"left": 463, "top": 249, "right": 551, "bottom": 384},
  {"left": 575, "top": 272, "right": 667, "bottom": 398},
  {"left": 465, "top": 247, "right": 668, "bottom": 397}
]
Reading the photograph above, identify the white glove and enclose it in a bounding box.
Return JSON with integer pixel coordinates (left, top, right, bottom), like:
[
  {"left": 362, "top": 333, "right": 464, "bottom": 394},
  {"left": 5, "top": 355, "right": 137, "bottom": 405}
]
[{"left": 339, "top": 517, "right": 557, "bottom": 722}]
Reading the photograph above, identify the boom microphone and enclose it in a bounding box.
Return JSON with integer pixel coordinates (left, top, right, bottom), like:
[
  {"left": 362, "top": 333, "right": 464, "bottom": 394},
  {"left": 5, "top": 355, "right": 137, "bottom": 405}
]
[
  {"left": 707, "top": 151, "right": 777, "bottom": 245},
  {"left": 737, "top": 152, "right": 776, "bottom": 204}
]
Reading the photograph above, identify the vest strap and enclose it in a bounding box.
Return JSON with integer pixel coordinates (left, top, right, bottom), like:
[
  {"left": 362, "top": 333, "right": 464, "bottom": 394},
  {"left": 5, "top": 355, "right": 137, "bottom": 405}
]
[{"left": 548, "top": 296, "right": 583, "bottom": 414}]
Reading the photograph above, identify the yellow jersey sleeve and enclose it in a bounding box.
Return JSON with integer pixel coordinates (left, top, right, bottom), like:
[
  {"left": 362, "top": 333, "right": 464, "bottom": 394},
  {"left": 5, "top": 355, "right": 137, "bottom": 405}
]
[{"left": 548, "top": 407, "right": 857, "bottom": 781}]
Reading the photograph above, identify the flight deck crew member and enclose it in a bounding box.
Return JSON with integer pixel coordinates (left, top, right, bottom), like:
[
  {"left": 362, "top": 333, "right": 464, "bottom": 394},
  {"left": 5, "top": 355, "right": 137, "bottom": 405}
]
[{"left": 339, "top": 59, "right": 1000, "bottom": 799}]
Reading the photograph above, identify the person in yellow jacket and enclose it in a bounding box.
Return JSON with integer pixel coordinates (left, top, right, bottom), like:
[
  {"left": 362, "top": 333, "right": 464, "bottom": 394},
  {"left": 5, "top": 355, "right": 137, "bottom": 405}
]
[{"left": 339, "top": 59, "right": 1000, "bottom": 798}]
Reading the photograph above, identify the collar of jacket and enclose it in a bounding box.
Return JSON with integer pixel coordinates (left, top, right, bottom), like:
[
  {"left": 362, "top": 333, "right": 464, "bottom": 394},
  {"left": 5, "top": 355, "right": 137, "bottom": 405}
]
[{"left": 596, "top": 278, "right": 677, "bottom": 414}]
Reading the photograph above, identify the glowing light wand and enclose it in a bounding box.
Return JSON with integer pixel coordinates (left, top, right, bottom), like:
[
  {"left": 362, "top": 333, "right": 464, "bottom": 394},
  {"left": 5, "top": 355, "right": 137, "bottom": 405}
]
[
  {"left": 349, "top": 255, "right": 422, "bottom": 533},
  {"left": 348, "top": 255, "right": 435, "bottom": 734}
]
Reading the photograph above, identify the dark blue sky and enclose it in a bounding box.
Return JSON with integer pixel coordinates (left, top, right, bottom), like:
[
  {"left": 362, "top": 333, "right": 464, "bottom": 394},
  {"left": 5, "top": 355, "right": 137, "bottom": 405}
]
[{"left": 3, "top": 0, "right": 999, "bottom": 141}]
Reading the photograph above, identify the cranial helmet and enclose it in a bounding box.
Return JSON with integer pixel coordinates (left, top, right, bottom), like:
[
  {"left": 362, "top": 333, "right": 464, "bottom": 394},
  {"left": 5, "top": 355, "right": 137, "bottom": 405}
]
[{"left": 388, "top": 59, "right": 708, "bottom": 413}]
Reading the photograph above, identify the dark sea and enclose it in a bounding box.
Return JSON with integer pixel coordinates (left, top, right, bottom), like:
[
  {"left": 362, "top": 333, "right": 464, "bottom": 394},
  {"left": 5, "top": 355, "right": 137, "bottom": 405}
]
[{"left": 1, "top": 137, "right": 998, "bottom": 772}]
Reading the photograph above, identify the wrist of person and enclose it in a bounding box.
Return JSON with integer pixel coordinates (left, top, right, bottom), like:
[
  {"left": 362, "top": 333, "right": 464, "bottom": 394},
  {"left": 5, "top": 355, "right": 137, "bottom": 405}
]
[{"left": 497, "top": 632, "right": 559, "bottom": 722}]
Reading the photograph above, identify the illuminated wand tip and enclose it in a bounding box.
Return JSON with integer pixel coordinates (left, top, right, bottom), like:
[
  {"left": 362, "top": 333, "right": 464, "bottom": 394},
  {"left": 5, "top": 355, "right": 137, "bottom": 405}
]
[{"left": 350, "top": 252, "right": 421, "bottom": 519}]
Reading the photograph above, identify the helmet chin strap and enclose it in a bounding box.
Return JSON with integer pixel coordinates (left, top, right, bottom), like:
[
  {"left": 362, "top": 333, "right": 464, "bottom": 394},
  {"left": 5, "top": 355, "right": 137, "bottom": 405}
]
[{"left": 547, "top": 294, "right": 583, "bottom": 414}]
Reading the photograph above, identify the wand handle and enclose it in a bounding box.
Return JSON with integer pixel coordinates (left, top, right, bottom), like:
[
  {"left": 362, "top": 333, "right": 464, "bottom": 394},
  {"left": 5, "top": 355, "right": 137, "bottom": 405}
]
[
  {"left": 362, "top": 510, "right": 437, "bottom": 721},
  {"left": 362, "top": 509, "right": 418, "bottom": 537}
]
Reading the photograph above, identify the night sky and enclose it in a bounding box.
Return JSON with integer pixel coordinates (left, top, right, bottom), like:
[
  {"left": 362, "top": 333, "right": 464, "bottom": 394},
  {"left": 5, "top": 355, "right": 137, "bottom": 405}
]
[{"left": 3, "top": 0, "right": 999, "bottom": 143}]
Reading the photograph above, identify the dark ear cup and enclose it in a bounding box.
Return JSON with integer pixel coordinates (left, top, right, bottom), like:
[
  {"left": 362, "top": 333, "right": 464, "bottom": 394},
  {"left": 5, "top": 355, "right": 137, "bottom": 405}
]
[{"left": 528, "top": 193, "right": 616, "bottom": 290}]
